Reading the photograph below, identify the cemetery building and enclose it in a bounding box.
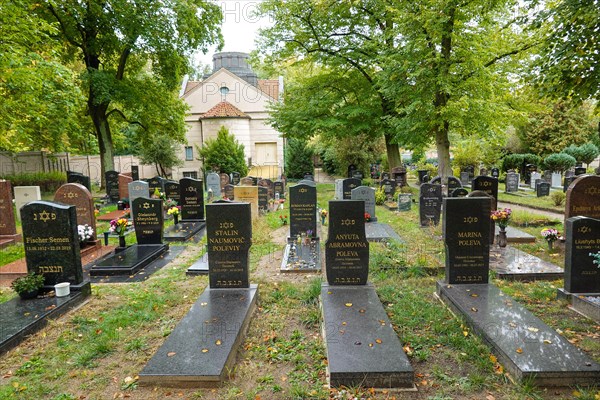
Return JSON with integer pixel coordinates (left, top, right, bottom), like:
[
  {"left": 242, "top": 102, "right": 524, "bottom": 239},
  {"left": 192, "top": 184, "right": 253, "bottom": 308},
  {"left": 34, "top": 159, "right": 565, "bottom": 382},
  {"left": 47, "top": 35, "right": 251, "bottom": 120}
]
[{"left": 173, "top": 52, "right": 284, "bottom": 180}]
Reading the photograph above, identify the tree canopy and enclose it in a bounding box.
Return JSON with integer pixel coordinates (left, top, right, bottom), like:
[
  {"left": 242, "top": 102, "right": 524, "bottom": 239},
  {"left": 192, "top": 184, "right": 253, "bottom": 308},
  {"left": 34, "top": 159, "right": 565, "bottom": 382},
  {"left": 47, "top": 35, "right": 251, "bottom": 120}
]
[{"left": 197, "top": 126, "right": 248, "bottom": 176}]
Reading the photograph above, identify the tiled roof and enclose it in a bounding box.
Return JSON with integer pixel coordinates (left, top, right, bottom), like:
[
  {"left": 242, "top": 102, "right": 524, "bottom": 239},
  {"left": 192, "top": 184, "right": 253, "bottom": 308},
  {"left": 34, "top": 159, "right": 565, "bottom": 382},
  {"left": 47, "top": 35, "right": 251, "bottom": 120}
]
[
  {"left": 258, "top": 79, "right": 279, "bottom": 100},
  {"left": 184, "top": 81, "right": 200, "bottom": 94},
  {"left": 201, "top": 101, "right": 249, "bottom": 119}
]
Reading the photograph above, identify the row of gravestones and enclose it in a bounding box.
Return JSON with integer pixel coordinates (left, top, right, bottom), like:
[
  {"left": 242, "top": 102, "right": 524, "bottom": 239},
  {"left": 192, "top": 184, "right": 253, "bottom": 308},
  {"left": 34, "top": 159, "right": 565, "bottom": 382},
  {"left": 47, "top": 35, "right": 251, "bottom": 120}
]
[{"left": 205, "top": 172, "right": 286, "bottom": 204}]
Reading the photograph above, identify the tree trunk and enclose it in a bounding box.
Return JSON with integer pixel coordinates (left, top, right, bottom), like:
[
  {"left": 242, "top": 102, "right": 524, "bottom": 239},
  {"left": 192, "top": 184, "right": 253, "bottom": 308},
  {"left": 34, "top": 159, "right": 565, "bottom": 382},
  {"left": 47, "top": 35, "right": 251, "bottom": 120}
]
[
  {"left": 435, "top": 121, "right": 453, "bottom": 182},
  {"left": 384, "top": 133, "right": 402, "bottom": 170},
  {"left": 90, "top": 102, "right": 114, "bottom": 189}
]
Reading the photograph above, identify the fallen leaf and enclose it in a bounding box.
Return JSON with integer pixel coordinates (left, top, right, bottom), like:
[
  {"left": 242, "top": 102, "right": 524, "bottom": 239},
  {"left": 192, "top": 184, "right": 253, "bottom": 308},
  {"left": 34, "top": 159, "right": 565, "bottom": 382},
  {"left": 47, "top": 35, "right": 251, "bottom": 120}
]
[
  {"left": 471, "top": 307, "right": 478, "bottom": 312},
  {"left": 375, "top": 339, "right": 382, "bottom": 344},
  {"left": 345, "top": 303, "right": 352, "bottom": 307},
  {"left": 215, "top": 340, "right": 222, "bottom": 346},
  {"left": 527, "top": 327, "right": 539, "bottom": 332},
  {"left": 463, "top": 330, "right": 469, "bottom": 337},
  {"left": 201, "top": 348, "right": 209, "bottom": 353},
  {"left": 470, "top": 293, "right": 478, "bottom": 298},
  {"left": 516, "top": 348, "right": 523, "bottom": 354},
  {"left": 543, "top": 339, "right": 552, "bottom": 344},
  {"left": 167, "top": 352, "right": 176, "bottom": 357},
  {"left": 489, "top": 355, "right": 497, "bottom": 363}
]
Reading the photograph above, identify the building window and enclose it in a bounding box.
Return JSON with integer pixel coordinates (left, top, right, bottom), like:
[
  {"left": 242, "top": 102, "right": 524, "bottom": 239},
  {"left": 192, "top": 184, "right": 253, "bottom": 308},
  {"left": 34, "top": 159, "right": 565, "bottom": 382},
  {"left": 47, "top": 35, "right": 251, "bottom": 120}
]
[
  {"left": 182, "top": 171, "right": 198, "bottom": 179},
  {"left": 185, "top": 146, "right": 193, "bottom": 161}
]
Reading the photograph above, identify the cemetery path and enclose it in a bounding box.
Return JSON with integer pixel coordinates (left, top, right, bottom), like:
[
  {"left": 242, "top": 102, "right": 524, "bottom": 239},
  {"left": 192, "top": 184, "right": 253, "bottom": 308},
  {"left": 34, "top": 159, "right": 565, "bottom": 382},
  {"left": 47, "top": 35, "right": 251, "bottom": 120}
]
[{"left": 497, "top": 201, "right": 563, "bottom": 221}]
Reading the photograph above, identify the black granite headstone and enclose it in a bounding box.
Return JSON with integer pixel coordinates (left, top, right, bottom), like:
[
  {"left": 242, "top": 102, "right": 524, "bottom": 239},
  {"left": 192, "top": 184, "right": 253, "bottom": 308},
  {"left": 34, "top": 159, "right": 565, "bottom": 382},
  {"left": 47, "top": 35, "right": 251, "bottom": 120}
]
[
  {"left": 491, "top": 168, "right": 500, "bottom": 178},
  {"left": 21, "top": 201, "right": 83, "bottom": 286},
  {"left": 303, "top": 173, "right": 314, "bottom": 181},
  {"left": 380, "top": 179, "right": 397, "bottom": 200},
  {"left": 505, "top": 172, "right": 520, "bottom": 193},
  {"left": 443, "top": 197, "right": 491, "bottom": 284},
  {"left": 417, "top": 170, "right": 428, "bottom": 184},
  {"left": 273, "top": 181, "right": 285, "bottom": 198},
  {"left": 397, "top": 193, "right": 412, "bottom": 211},
  {"left": 419, "top": 183, "right": 442, "bottom": 226},
  {"left": 289, "top": 184, "right": 317, "bottom": 238},
  {"left": 460, "top": 171, "right": 471, "bottom": 186},
  {"left": 67, "top": 171, "right": 91, "bottom": 192},
  {"left": 132, "top": 197, "right": 164, "bottom": 245},
  {"left": 536, "top": 181, "right": 550, "bottom": 197},
  {"left": 223, "top": 184, "right": 235, "bottom": 200},
  {"left": 451, "top": 188, "right": 469, "bottom": 197},
  {"left": 258, "top": 186, "right": 269, "bottom": 211},
  {"left": 131, "top": 165, "right": 139, "bottom": 181},
  {"left": 347, "top": 164, "right": 357, "bottom": 178},
  {"left": 105, "top": 170, "right": 120, "bottom": 202},
  {"left": 206, "top": 202, "right": 251, "bottom": 288},
  {"left": 575, "top": 167, "right": 587, "bottom": 176},
  {"left": 164, "top": 181, "right": 180, "bottom": 204},
  {"left": 564, "top": 176, "right": 577, "bottom": 193},
  {"left": 231, "top": 172, "right": 241, "bottom": 185},
  {"left": 325, "top": 200, "right": 369, "bottom": 285},
  {"left": 472, "top": 176, "right": 498, "bottom": 208},
  {"left": 564, "top": 216, "right": 600, "bottom": 293},
  {"left": 381, "top": 172, "right": 390, "bottom": 181},
  {"left": 148, "top": 176, "right": 165, "bottom": 194},
  {"left": 180, "top": 178, "right": 204, "bottom": 221}
]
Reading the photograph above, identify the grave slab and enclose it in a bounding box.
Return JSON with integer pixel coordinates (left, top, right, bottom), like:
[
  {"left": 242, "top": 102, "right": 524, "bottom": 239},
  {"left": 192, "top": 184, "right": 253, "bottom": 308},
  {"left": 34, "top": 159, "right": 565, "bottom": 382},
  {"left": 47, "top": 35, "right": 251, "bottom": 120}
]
[
  {"left": 186, "top": 252, "right": 209, "bottom": 275},
  {"left": 280, "top": 238, "right": 321, "bottom": 273},
  {"left": 89, "top": 244, "right": 168, "bottom": 276},
  {"left": 87, "top": 246, "right": 183, "bottom": 283},
  {"left": 0, "top": 287, "right": 90, "bottom": 355},
  {"left": 436, "top": 281, "right": 600, "bottom": 386},
  {"left": 571, "top": 296, "right": 600, "bottom": 324},
  {"left": 164, "top": 221, "right": 206, "bottom": 242},
  {"left": 491, "top": 246, "right": 563, "bottom": 280},
  {"left": 494, "top": 225, "right": 535, "bottom": 243},
  {"left": 96, "top": 209, "right": 129, "bottom": 222},
  {"left": 365, "top": 222, "right": 403, "bottom": 243},
  {"left": 320, "top": 284, "right": 414, "bottom": 389},
  {"left": 139, "top": 285, "right": 258, "bottom": 387}
]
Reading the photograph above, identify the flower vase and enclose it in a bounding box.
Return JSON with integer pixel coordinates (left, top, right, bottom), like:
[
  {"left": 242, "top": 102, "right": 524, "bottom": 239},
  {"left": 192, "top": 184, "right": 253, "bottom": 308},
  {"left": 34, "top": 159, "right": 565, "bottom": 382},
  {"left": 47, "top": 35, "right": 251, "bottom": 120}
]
[
  {"left": 497, "top": 228, "right": 508, "bottom": 248},
  {"left": 174, "top": 215, "right": 179, "bottom": 225},
  {"left": 321, "top": 216, "right": 326, "bottom": 225},
  {"left": 118, "top": 235, "right": 126, "bottom": 249},
  {"left": 547, "top": 240, "right": 553, "bottom": 250}
]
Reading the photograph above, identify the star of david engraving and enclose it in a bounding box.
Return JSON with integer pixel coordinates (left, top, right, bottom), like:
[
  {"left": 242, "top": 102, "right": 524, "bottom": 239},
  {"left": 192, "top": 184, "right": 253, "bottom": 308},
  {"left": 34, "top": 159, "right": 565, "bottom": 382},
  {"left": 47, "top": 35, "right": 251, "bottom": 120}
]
[
  {"left": 39, "top": 210, "right": 51, "bottom": 222},
  {"left": 143, "top": 202, "right": 151, "bottom": 209}
]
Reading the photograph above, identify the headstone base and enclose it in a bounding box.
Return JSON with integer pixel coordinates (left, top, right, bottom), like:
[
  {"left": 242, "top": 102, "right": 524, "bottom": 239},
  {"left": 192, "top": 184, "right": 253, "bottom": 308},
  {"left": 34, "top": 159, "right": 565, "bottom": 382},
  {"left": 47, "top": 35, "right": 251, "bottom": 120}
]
[
  {"left": 557, "top": 288, "right": 600, "bottom": 301},
  {"left": 80, "top": 239, "right": 102, "bottom": 258},
  {"left": 0, "top": 234, "right": 21, "bottom": 249},
  {"left": 0, "top": 283, "right": 91, "bottom": 355},
  {"left": 365, "top": 222, "right": 403, "bottom": 243},
  {"left": 570, "top": 296, "right": 600, "bottom": 324},
  {"left": 164, "top": 221, "right": 206, "bottom": 242},
  {"left": 139, "top": 285, "right": 258, "bottom": 387},
  {"left": 186, "top": 253, "right": 209, "bottom": 275},
  {"left": 320, "top": 283, "right": 414, "bottom": 389},
  {"left": 437, "top": 281, "right": 600, "bottom": 386},
  {"left": 494, "top": 226, "right": 535, "bottom": 243},
  {"left": 280, "top": 238, "right": 321, "bottom": 273},
  {"left": 491, "top": 246, "right": 563, "bottom": 281},
  {"left": 90, "top": 244, "right": 169, "bottom": 276}
]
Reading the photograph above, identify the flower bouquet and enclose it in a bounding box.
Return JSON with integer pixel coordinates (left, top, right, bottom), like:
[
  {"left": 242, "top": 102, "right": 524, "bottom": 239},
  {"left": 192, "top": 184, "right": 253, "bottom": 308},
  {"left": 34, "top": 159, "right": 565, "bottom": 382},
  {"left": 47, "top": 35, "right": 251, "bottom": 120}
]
[
  {"left": 110, "top": 218, "right": 130, "bottom": 236},
  {"left": 320, "top": 209, "right": 328, "bottom": 225},
  {"left": 77, "top": 224, "right": 95, "bottom": 245},
  {"left": 491, "top": 208, "right": 512, "bottom": 229},
  {"left": 541, "top": 228, "right": 560, "bottom": 250},
  {"left": 364, "top": 212, "right": 371, "bottom": 222},
  {"left": 279, "top": 214, "right": 288, "bottom": 225},
  {"left": 167, "top": 206, "right": 181, "bottom": 224}
]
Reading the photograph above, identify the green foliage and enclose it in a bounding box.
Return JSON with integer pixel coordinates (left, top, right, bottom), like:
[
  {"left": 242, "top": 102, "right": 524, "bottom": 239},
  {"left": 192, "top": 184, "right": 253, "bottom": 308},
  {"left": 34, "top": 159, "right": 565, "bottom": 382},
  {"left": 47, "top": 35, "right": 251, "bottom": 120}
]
[
  {"left": 375, "top": 187, "right": 386, "bottom": 205},
  {"left": 501, "top": 153, "right": 541, "bottom": 173},
  {"left": 542, "top": 153, "right": 576, "bottom": 172},
  {"left": 10, "top": 273, "right": 45, "bottom": 295},
  {"left": 284, "top": 138, "right": 313, "bottom": 179},
  {"left": 198, "top": 126, "right": 248, "bottom": 176},
  {"left": 313, "top": 134, "right": 385, "bottom": 177},
  {"left": 550, "top": 191, "right": 566, "bottom": 207},
  {"left": 0, "top": 171, "right": 66, "bottom": 193},
  {"left": 452, "top": 140, "right": 481, "bottom": 170},
  {"left": 563, "top": 143, "right": 599, "bottom": 165},
  {"left": 535, "top": 0, "right": 600, "bottom": 102},
  {"left": 137, "top": 134, "right": 184, "bottom": 177},
  {"left": 517, "top": 99, "right": 597, "bottom": 156}
]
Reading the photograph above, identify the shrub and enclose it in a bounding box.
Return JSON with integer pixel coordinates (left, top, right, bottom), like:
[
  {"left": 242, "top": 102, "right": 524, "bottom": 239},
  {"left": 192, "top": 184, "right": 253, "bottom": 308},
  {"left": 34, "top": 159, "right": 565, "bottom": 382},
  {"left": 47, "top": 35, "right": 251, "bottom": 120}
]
[
  {"left": 375, "top": 187, "right": 386, "bottom": 205},
  {"left": 501, "top": 154, "right": 523, "bottom": 172},
  {"left": 551, "top": 191, "right": 566, "bottom": 206},
  {"left": 543, "top": 153, "right": 576, "bottom": 172},
  {"left": 285, "top": 137, "right": 314, "bottom": 179},
  {"left": 197, "top": 126, "right": 248, "bottom": 176},
  {"left": 561, "top": 142, "right": 598, "bottom": 165},
  {"left": 0, "top": 171, "right": 66, "bottom": 193}
]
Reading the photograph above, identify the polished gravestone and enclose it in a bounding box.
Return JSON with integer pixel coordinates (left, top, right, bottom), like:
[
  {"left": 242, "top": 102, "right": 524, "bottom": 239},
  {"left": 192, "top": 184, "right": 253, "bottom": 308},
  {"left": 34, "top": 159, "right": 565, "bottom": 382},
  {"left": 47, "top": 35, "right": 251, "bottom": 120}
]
[
  {"left": 231, "top": 172, "right": 241, "bottom": 185},
  {"left": 67, "top": 171, "right": 91, "bottom": 192},
  {"left": 436, "top": 282, "right": 600, "bottom": 385},
  {"left": 365, "top": 222, "right": 403, "bottom": 243},
  {"left": 351, "top": 186, "right": 377, "bottom": 222},
  {"left": 565, "top": 175, "right": 600, "bottom": 221},
  {"left": 223, "top": 184, "right": 234, "bottom": 200},
  {"left": 206, "top": 172, "right": 221, "bottom": 198},
  {"left": 147, "top": 176, "right": 165, "bottom": 194},
  {"left": 505, "top": 172, "right": 520, "bottom": 193},
  {"left": 140, "top": 202, "right": 257, "bottom": 387},
  {"left": 0, "top": 180, "right": 21, "bottom": 247},
  {"left": 14, "top": 186, "right": 41, "bottom": 221},
  {"left": 131, "top": 165, "right": 139, "bottom": 181},
  {"left": 21, "top": 201, "right": 89, "bottom": 292},
  {"left": 491, "top": 246, "right": 563, "bottom": 280},
  {"left": 186, "top": 247, "right": 209, "bottom": 275},
  {"left": 258, "top": 178, "right": 274, "bottom": 199},
  {"left": 233, "top": 186, "right": 259, "bottom": 219},
  {"left": 571, "top": 295, "right": 600, "bottom": 324},
  {"left": 219, "top": 173, "right": 230, "bottom": 189},
  {"left": 321, "top": 200, "right": 413, "bottom": 389},
  {"left": 105, "top": 170, "right": 120, "bottom": 203},
  {"left": 559, "top": 216, "right": 600, "bottom": 298},
  {"left": 282, "top": 183, "right": 319, "bottom": 273},
  {"left": 54, "top": 183, "right": 100, "bottom": 255},
  {"left": 164, "top": 179, "right": 206, "bottom": 242},
  {"left": 419, "top": 183, "right": 442, "bottom": 226},
  {"left": 451, "top": 187, "right": 469, "bottom": 197},
  {"left": 342, "top": 178, "right": 361, "bottom": 200},
  {"left": 397, "top": 193, "right": 412, "bottom": 211},
  {"left": 273, "top": 180, "right": 285, "bottom": 198},
  {"left": 258, "top": 186, "right": 269, "bottom": 211},
  {"left": 472, "top": 176, "right": 498, "bottom": 208},
  {"left": 443, "top": 197, "right": 491, "bottom": 284},
  {"left": 90, "top": 197, "right": 168, "bottom": 276},
  {"left": 164, "top": 181, "right": 180, "bottom": 204},
  {"left": 118, "top": 173, "right": 133, "bottom": 202},
  {"left": 536, "top": 181, "right": 550, "bottom": 197},
  {"left": 127, "top": 180, "right": 149, "bottom": 219}
]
